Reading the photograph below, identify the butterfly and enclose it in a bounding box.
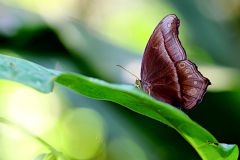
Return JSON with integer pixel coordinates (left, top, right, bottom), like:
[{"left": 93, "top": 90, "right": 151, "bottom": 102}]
[{"left": 138, "top": 14, "right": 210, "bottom": 109}]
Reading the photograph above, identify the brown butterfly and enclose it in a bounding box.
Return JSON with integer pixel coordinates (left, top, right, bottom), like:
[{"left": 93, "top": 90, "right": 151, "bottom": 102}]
[{"left": 138, "top": 14, "right": 211, "bottom": 110}]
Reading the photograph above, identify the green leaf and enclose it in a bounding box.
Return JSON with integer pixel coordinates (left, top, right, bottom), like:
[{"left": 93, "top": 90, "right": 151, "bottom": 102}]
[
  {"left": 0, "top": 54, "right": 238, "bottom": 160},
  {"left": 0, "top": 54, "right": 59, "bottom": 93},
  {"left": 55, "top": 73, "right": 239, "bottom": 160}
]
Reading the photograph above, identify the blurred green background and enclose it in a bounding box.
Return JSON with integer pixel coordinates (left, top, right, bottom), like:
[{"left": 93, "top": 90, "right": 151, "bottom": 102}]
[{"left": 0, "top": 0, "right": 239, "bottom": 159}]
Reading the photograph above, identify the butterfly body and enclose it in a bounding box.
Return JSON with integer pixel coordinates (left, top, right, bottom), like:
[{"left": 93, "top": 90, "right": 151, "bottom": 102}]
[{"left": 140, "top": 14, "right": 210, "bottom": 109}]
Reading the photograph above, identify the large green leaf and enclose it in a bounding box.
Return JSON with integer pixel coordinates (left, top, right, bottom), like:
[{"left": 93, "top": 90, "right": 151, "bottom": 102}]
[{"left": 0, "top": 54, "right": 238, "bottom": 160}]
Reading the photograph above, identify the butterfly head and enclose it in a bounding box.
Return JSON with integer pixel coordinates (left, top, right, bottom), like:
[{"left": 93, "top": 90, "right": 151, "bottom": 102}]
[{"left": 135, "top": 79, "right": 141, "bottom": 88}]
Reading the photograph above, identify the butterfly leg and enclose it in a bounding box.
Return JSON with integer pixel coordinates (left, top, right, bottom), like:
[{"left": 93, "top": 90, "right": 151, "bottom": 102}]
[{"left": 147, "top": 88, "right": 151, "bottom": 96}]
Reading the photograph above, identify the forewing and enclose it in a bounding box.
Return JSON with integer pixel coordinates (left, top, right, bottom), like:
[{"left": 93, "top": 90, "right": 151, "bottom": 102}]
[
  {"left": 140, "top": 21, "right": 181, "bottom": 106},
  {"left": 141, "top": 14, "right": 186, "bottom": 81}
]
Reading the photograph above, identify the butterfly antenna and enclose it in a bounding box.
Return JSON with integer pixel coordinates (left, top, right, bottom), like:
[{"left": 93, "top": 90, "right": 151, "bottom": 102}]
[{"left": 116, "top": 65, "right": 140, "bottom": 80}]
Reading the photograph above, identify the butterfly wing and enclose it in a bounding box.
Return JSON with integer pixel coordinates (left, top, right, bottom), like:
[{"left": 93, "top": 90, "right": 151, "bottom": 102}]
[
  {"left": 140, "top": 14, "right": 210, "bottom": 109},
  {"left": 141, "top": 14, "right": 187, "bottom": 81},
  {"left": 140, "top": 14, "right": 184, "bottom": 107},
  {"left": 176, "top": 60, "right": 210, "bottom": 109}
]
